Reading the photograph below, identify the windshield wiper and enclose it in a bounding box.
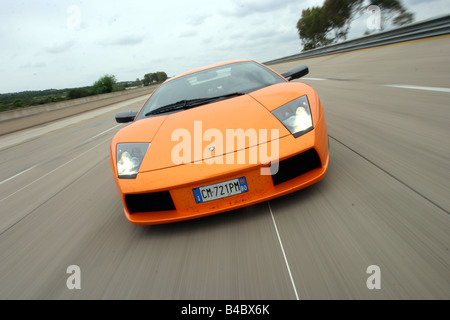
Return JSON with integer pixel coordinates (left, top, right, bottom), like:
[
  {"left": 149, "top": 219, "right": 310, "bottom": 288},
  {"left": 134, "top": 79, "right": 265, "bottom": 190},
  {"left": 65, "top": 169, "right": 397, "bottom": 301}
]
[
  {"left": 145, "top": 92, "right": 245, "bottom": 116},
  {"left": 145, "top": 100, "right": 188, "bottom": 116}
]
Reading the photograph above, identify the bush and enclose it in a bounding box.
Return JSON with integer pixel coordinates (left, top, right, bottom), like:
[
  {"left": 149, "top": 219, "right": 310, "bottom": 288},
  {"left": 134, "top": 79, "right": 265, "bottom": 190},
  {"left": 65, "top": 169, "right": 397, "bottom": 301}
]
[
  {"left": 68, "top": 88, "right": 90, "bottom": 99},
  {"left": 90, "top": 74, "right": 117, "bottom": 95}
]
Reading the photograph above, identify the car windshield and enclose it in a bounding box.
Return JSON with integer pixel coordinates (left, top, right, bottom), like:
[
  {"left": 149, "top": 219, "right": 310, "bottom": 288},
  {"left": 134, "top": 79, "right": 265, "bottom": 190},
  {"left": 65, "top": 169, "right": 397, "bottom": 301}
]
[{"left": 136, "top": 61, "right": 286, "bottom": 119}]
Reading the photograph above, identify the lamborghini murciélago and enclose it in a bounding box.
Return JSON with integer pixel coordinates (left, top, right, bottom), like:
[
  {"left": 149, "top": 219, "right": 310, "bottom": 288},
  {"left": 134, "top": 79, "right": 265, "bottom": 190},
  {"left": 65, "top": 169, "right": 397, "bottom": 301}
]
[{"left": 110, "top": 59, "right": 329, "bottom": 225}]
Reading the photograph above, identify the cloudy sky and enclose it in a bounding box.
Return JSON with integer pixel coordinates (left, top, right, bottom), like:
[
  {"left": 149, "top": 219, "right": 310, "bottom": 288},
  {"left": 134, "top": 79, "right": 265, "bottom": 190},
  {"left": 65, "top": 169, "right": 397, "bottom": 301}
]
[{"left": 1, "top": 0, "right": 448, "bottom": 93}]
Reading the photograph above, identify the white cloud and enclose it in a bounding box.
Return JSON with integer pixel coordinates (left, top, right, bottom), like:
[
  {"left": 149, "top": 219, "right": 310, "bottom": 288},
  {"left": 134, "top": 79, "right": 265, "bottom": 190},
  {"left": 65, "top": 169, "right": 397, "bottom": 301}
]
[
  {"left": 98, "top": 35, "right": 146, "bottom": 47},
  {"left": 44, "top": 40, "right": 76, "bottom": 54},
  {"left": 186, "top": 13, "right": 210, "bottom": 27},
  {"left": 0, "top": 0, "right": 447, "bottom": 93},
  {"left": 19, "top": 63, "right": 47, "bottom": 70},
  {"left": 221, "top": 0, "right": 303, "bottom": 17}
]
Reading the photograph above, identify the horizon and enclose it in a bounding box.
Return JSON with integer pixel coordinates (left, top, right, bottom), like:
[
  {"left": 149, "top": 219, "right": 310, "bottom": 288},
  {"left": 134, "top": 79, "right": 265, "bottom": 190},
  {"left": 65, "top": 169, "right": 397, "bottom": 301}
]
[{"left": 1, "top": 0, "right": 448, "bottom": 94}]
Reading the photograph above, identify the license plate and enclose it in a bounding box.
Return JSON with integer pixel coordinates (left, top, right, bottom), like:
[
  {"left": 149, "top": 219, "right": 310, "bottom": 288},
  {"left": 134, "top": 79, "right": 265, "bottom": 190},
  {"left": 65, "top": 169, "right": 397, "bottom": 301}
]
[{"left": 193, "top": 177, "right": 248, "bottom": 203}]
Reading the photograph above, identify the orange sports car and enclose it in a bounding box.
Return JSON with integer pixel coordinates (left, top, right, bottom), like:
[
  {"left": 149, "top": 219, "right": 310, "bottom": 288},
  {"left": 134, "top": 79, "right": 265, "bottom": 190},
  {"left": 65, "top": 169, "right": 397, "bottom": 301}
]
[{"left": 110, "top": 59, "right": 329, "bottom": 225}]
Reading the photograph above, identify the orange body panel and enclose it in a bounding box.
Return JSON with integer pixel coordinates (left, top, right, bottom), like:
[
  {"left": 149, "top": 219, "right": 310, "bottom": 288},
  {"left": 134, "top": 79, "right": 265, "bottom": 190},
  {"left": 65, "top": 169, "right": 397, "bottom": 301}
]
[{"left": 110, "top": 60, "right": 329, "bottom": 225}]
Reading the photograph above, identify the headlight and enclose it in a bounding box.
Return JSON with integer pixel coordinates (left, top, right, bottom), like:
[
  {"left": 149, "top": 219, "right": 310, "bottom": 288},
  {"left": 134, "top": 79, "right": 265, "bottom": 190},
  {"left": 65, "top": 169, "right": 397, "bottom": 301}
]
[
  {"left": 116, "top": 143, "right": 150, "bottom": 179},
  {"left": 272, "top": 96, "right": 313, "bottom": 138}
]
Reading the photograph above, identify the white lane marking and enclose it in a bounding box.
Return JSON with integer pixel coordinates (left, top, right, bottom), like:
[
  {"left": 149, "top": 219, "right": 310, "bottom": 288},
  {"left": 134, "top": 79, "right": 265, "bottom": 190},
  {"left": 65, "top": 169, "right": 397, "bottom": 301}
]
[
  {"left": 383, "top": 84, "right": 450, "bottom": 93},
  {"left": 302, "top": 77, "right": 327, "bottom": 81},
  {"left": 0, "top": 138, "right": 109, "bottom": 204},
  {"left": 0, "top": 165, "right": 38, "bottom": 185},
  {"left": 268, "top": 201, "right": 299, "bottom": 300},
  {"left": 85, "top": 124, "right": 122, "bottom": 143},
  {"left": 0, "top": 125, "right": 122, "bottom": 186}
]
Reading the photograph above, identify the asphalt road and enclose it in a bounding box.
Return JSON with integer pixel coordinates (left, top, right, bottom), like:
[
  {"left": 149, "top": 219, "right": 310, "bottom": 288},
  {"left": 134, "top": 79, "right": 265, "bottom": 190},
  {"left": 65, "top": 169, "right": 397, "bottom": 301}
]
[{"left": 0, "top": 36, "right": 449, "bottom": 300}]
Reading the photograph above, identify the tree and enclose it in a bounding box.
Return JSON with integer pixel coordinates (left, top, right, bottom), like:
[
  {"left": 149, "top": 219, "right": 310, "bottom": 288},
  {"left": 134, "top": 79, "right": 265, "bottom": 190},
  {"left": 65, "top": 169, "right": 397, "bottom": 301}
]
[
  {"left": 297, "top": 7, "right": 332, "bottom": 51},
  {"left": 143, "top": 73, "right": 156, "bottom": 86},
  {"left": 392, "top": 9, "right": 414, "bottom": 26},
  {"left": 135, "top": 78, "right": 142, "bottom": 87},
  {"left": 91, "top": 74, "right": 117, "bottom": 95},
  {"left": 156, "top": 72, "right": 168, "bottom": 83},
  {"left": 143, "top": 72, "right": 168, "bottom": 86},
  {"left": 296, "top": 0, "right": 414, "bottom": 51},
  {"left": 371, "top": 0, "right": 414, "bottom": 29},
  {"left": 322, "top": 0, "right": 364, "bottom": 41}
]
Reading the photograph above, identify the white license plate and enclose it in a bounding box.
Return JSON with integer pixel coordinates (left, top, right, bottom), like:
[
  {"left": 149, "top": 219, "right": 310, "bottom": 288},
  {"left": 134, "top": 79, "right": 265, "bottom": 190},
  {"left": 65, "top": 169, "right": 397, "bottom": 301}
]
[{"left": 193, "top": 177, "right": 248, "bottom": 203}]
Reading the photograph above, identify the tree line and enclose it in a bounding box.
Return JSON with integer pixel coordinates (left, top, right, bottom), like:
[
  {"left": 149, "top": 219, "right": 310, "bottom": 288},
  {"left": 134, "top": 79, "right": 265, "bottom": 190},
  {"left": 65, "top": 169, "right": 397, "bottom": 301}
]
[
  {"left": 0, "top": 71, "right": 168, "bottom": 112},
  {"left": 297, "top": 0, "right": 414, "bottom": 51}
]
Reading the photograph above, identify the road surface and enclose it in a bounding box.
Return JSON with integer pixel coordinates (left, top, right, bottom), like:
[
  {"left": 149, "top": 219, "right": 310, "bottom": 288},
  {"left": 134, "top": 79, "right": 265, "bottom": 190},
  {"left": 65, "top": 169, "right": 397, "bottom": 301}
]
[{"left": 0, "top": 36, "right": 449, "bottom": 300}]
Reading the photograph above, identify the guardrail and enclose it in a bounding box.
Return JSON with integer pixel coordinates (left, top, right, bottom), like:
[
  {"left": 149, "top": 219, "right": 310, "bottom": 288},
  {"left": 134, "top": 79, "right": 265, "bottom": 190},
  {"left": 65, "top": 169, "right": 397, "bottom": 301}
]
[{"left": 264, "top": 13, "right": 450, "bottom": 65}]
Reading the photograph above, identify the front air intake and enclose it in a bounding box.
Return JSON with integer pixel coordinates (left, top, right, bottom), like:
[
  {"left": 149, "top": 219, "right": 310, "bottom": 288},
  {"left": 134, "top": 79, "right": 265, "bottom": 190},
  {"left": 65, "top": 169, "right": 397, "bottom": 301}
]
[
  {"left": 125, "top": 191, "right": 176, "bottom": 213},
  {"left": 271, "top": 149, "right": 322, "bottom": 186}
]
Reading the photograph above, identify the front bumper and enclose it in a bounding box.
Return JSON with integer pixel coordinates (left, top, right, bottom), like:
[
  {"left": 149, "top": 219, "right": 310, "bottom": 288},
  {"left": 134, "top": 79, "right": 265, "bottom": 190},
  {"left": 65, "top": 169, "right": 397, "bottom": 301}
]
[{"left": 113, "top": 115, "right": 329, "bottom": 225}]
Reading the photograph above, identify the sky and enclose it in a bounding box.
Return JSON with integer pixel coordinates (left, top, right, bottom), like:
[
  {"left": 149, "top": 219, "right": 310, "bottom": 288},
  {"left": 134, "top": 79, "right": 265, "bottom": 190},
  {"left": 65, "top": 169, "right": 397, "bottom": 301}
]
[{"left": 1, "top": 0, "right": 449, "bottom": 94}]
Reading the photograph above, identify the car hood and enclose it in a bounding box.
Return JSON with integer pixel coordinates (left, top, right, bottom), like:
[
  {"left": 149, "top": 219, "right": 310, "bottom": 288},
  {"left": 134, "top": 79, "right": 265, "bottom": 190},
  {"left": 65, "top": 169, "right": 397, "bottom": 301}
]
[{"left": 115, "top": 84, "right": 307, "bottom": 172}]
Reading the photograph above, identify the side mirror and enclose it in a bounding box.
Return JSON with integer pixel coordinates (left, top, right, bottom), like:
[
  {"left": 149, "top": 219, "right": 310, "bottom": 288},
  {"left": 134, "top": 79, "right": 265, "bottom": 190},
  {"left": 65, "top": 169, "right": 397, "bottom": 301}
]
[
  {"left": 115, "top": 110, "right": 138, "bottom": 123},
  {"left": 281, "top": 65, "right": 309, "bottom": 81}
]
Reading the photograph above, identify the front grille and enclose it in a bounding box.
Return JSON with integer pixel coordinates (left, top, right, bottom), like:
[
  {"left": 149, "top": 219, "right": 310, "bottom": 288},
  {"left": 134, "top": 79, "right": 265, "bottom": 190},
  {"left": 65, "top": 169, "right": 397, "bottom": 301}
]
[
  {"left": 125, "top": 191, "right": 176, "bottom": 213},
  {"left": 271, "top": 149, "right": 322, "bottom": 186}
]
